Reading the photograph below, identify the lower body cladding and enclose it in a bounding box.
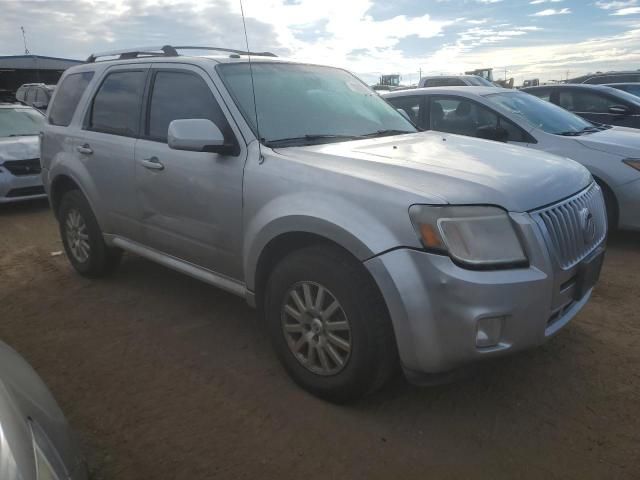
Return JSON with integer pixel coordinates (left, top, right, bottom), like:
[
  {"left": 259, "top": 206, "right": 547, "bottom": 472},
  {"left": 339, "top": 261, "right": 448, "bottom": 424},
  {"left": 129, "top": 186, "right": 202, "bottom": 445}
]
[
  {"left": 0, "top": 168, "right": 46, "bottom": 204},
  {"left": 365, "top": 217, "right": 605, "bottom": 383}
]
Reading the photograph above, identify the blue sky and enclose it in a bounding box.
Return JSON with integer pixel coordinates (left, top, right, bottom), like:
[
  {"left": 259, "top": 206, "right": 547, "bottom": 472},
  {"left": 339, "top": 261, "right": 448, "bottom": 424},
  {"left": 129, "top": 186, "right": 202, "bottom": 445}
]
[{"left": 1, "top": 0, "right": 639, "bottom": 85}]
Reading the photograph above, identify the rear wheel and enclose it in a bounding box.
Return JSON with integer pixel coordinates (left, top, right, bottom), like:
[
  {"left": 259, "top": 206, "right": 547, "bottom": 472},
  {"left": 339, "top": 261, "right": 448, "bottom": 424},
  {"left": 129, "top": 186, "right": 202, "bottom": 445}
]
[
  {"left": 264, "top": 245, "right": 397, "bottom": 402},
  {"left": 58, "top": 190, "right": 122, "bottom": 277}
]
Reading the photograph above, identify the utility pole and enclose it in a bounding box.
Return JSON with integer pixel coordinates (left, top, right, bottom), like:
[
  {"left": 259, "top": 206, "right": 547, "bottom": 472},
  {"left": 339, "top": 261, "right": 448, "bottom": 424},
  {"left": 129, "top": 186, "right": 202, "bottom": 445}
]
[
  {"left": 419, "top": 67, "right": 422, "bottom": 82},
  {"left": 20, "top": 26, "right": 30, "bottom": 55}
]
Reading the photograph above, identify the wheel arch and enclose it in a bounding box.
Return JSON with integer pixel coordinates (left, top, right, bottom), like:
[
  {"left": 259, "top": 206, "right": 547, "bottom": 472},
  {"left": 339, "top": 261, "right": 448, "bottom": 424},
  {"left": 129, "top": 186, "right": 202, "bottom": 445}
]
[
  {"left": 593, "top": 175, "right": 619, "bottom": 228},
  {"left": 249, "top": 224, "right": 376, "bottom": 312}
]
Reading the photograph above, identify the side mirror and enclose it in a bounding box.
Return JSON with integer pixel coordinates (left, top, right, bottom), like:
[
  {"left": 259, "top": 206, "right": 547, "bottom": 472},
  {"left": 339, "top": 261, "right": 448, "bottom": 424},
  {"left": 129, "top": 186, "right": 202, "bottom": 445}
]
[
  {"left": 609, "top": 105, "right": 630, "bottom": 115},
  {"left": 168, "top": 119, "right": 236, "bottom": 155},
  {"left": 476, "top": 125, "right": 509, "bottom": 142}
]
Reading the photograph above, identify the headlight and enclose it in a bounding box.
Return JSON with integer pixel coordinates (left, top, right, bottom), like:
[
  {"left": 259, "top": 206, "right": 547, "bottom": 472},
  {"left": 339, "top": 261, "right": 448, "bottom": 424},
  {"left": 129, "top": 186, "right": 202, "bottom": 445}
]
[
  {"left": 409, "top": 205, "right": 528, "bottom": 268},
  {"left": 623, "top": 158, "right": 640, "bottom": 172}
]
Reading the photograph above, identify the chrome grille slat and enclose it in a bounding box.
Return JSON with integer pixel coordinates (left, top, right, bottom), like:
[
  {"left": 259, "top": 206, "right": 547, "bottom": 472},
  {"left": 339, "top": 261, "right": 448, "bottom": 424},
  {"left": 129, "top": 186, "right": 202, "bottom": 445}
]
[{"left": 531, "top": 183, "right": 607, "bottom": 270}]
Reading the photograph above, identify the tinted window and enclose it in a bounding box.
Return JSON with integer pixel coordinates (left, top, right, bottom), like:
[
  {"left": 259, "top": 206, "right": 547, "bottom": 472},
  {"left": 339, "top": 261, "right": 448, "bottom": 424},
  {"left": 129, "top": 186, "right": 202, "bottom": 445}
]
[
  {"left": 526, "top": 88, "right": 552, "bottom": 101},
  {"left": 387, "top": 95, "right": 422, "bottom": 125},
  {"left": 425, "top": 78, "right": 465, "bottom": 87},
  {"left": 613, "top": 84, "right": 640, "bottom": 97},
  {"left": 49, "top": 72, "right": 94, "bottom": 126},
  {"left": 559, "top": 90, "right": 615, "bottom": 113},
  {"left": 35, "top": 88, "right": 46, "bottom": 103},
  {"left": 89, "top": 71, "right": 145, "bottom": 136},
  {"left": 25, "top": 88, "right": 36, "bottom": 104},
  {"left": 429, "top": 96, "right": 527, "bottom": 142},
  {"left": 147, "top": 71, "right": 231, "bottom": 143}
]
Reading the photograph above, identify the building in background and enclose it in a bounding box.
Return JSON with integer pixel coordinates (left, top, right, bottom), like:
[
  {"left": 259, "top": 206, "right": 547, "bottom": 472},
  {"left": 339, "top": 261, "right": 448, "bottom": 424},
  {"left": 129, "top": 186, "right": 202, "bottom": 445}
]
[{"left": 0, "top": 55, "right": 83, "bottom": 101}]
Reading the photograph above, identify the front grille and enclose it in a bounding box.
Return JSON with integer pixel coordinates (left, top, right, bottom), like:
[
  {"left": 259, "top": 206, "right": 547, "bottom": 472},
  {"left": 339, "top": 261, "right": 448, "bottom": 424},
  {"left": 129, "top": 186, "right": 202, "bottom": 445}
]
[
  {"left": 531, "top": 183, "right": 607, "bottom": 270},
  {"left": 2, "top": 158, "right": 41, "bottom": 176},
  {"left": 5, "top": 186, "right": 45, "bottom": 198}
]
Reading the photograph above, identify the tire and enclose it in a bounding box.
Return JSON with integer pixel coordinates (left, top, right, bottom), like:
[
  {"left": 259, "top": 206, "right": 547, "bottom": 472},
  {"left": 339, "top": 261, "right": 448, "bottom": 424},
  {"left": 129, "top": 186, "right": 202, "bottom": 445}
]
[
  {"left": 264, "top": 245, "right": 397, "bottom": 403},
  {"left": 58, "top": 190, "right": 122, "bottom": 277}
]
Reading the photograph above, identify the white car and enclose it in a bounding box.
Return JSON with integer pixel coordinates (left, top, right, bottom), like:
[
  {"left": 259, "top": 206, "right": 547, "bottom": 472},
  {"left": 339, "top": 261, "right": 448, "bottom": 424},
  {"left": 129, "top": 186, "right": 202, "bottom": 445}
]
[
  {"left": 384, "top": 86, "right": 640, "bottom": 230},
  {"left": 0, "top": 104, "right": 46, "bottom": 203}
]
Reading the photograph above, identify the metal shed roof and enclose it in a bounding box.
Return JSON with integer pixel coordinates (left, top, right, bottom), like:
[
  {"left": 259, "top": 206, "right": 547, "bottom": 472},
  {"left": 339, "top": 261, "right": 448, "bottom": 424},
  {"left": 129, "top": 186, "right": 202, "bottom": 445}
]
[{"left": 0, "top": 55, "right": 83, "bottom": 70}]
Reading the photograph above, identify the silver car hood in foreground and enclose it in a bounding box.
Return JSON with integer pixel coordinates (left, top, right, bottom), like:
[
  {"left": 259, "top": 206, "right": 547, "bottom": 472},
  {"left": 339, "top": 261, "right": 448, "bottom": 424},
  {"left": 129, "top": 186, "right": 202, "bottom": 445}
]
[
  {"left": 0, "top": 341, "right": 82, "bottom": 480},
  {"left": 279, "top": 132, "right": 591, "bottom": 212},
  {"left": 0, "top": 136, "right": 40, "bottom": 163},
  {"left": 576, "top": 126, "right": 640, "bottom": 158}
]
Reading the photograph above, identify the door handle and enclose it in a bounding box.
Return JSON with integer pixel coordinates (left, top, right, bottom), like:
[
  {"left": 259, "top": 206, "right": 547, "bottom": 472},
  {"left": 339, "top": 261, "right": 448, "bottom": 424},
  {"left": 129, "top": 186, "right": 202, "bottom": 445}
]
[
  {"left": 140, "top": 156, "right": 164, "bottom": 171},
  {"left": 76, "top": 143, "right": 93, "bottom": 155}
]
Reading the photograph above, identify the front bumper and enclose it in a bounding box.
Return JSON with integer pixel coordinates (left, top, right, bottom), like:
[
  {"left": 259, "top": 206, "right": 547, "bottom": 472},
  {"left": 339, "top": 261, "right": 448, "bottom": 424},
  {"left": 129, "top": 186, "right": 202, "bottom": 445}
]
[
  {"left": 616, "top": 177, "right": 640, "bottom": 231},
  {"left": 0, "top": 167, "right": 46, "bottom": 204},
  {"left": 365, "top": 211, "right": 603, "bottom": 377}
]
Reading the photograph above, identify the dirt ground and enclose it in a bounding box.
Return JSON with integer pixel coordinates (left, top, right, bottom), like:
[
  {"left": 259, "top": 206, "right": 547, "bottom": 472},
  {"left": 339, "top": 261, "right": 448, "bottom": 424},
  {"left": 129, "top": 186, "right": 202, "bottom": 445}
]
[{"left": 0, "top": 199, "right": 639, "bottom": 480}]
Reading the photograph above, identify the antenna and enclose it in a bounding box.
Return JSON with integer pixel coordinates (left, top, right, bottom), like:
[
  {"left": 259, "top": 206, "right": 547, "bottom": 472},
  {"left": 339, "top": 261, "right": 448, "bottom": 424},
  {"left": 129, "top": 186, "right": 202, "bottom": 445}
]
[
  {"left": 20, "top": 26, "right": 30, "bottom": 55},
  {"left": 239, "top": 0, "right": 264, "bottom": 163}
]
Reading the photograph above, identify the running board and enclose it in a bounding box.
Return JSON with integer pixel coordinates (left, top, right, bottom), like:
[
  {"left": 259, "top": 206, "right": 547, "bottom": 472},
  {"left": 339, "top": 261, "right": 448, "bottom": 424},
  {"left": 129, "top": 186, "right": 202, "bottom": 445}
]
[{"left": 108, "top": 236, "right": 247, "bottom": 298}]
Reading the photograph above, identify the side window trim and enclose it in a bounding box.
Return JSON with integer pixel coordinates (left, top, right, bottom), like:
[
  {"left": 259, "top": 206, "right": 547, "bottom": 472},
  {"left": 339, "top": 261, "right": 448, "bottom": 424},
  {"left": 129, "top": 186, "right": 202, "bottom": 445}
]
[
  {"left": 83, "top": 66, "right": 150, "bottom": 138},
  {"left": 141, "top": 66, "right": 237, "bottom": 147}
]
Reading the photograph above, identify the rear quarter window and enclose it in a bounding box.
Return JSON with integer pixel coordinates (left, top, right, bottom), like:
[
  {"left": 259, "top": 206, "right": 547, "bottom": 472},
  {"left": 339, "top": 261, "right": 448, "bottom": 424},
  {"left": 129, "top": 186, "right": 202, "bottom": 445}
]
[{"left": 49, "top": 72, "right": 94, "bottom": 126}]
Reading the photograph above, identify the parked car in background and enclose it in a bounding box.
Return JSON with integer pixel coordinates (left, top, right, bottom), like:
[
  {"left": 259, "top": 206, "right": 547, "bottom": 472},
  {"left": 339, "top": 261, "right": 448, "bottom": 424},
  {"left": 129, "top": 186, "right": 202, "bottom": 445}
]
[
  {"left": 522, "top": 84, "right": 640, "bottom": 129},
  {"left": 384, "top": 86, "right": 640, "bottom": 231},
  {"left": 0, "top": 339, "right": 87, "bottom": 479},
  {"left": 0, "top": 104, "right": 47, "bottom": 203},
  {"left": 568, "top": 70, "right": 640, "bottom": 85},
  {"left": 605, "top": 83, "right": 640, "bottom": 98},
  {"left": 418, "top": 74, "right": 494, "bottom": 88},
  {"left": 16, "top": 83, "right": 56, "bottom": 111},
  {"left": 42, "top": 45, "right": 606, "bottom": 402}
]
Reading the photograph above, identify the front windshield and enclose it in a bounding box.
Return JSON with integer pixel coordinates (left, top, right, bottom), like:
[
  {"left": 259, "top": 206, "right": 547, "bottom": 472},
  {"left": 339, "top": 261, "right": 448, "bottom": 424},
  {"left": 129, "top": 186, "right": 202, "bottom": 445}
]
[
  {"left": 217, "top": 62, "right": 417, "bottom": 146},
  {"left": 485, "top": 91, "right": 593, "bottom": 135},
  {"left": 0, "top": 108, "right": 44, "bottom": 137}
]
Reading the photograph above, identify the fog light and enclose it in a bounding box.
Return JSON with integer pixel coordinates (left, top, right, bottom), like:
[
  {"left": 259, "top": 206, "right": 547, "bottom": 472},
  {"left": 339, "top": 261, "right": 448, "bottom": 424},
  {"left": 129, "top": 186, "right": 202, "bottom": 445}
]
[{"left": 476, "top": 316, "right": 504, "bottom": 348}]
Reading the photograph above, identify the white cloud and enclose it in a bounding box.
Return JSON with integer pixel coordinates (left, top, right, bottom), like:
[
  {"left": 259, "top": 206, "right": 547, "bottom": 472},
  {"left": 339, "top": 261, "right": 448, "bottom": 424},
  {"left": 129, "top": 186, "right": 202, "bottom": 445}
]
[
  {"left": 595, "top": 0, "right": 637, "bottom": 10},
  {"left": 612, "top": 7, "right": 640, "bottom": 14},
  {"left": 531, "top": 7, "right": 571, "bottom": 16},
  {"left": 530, "top": 0, "right": 563, "bottom": 4}
]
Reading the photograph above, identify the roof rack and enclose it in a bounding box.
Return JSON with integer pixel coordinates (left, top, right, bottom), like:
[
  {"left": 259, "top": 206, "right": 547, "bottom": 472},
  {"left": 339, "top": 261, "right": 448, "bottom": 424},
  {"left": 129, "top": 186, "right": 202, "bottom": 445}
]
[{"left": 86, "top": 45, "right": 277, "bottom": 63}]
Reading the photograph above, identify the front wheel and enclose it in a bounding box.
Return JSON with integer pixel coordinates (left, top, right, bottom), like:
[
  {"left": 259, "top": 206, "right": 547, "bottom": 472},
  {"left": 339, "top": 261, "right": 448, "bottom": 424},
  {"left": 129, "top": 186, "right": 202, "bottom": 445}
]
[
  {"left": 58, "top": 190, "right": 122, "bottom": 277},
  {"left": 264, "top": 245, "right": 397, "bottom": 402}
]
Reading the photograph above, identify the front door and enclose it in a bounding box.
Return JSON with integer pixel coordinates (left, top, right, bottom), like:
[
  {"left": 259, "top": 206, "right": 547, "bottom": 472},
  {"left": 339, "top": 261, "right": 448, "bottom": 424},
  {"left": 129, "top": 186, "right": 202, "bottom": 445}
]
[{"left": 134, "top": 64, "right": 246, "bottom": 279}]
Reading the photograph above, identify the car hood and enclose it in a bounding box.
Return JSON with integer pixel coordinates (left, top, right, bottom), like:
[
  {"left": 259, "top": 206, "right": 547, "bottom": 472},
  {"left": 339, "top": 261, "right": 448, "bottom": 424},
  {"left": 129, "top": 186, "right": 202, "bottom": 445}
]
[
  {"left": 277, "top": 132, "right": 591, "bottom": 212},
  {"left": 576, "top": 126, "right": 640, "bottom": 158},
  {"left": 0, "top": 136, "right": 40, "bottom": 163}
]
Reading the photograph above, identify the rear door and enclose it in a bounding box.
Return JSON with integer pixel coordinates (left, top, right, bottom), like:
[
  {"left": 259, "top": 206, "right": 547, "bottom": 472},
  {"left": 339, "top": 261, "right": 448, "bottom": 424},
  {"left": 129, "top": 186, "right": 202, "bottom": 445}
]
[
  {"left": 79, "top": 65, "right": 149, "bottom": 240},
  {"left": 134, "top": 63, "right": 245, "bottom": 278}
]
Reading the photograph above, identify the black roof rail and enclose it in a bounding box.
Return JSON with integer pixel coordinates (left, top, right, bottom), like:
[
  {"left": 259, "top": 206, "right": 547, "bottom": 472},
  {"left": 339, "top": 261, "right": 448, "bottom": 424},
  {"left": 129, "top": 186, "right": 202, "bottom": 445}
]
[{"left": 86, "top": 45, "right": 277, "bottom": 63}]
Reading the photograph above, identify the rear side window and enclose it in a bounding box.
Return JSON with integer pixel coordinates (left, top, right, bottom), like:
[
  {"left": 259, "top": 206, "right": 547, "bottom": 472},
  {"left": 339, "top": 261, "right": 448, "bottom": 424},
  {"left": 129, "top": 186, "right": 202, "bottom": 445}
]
[
  {"left": 146, "top": 70, "right": 232, "bottom": 143},
  {"left": 559, "top": 90, "right": 616, "bottom": 113},
  {"left": 49, "top": 72, "right": 94, "bottom": 126},
  {"left": 88, "top": 70, "right": 146, "bottom": 136}
]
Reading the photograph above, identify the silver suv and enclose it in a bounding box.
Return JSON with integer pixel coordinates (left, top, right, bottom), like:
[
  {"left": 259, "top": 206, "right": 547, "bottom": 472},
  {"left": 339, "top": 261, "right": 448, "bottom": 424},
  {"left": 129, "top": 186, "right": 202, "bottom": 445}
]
[{"left": 41, "top": 46, "right": 607, "bottom": 402}]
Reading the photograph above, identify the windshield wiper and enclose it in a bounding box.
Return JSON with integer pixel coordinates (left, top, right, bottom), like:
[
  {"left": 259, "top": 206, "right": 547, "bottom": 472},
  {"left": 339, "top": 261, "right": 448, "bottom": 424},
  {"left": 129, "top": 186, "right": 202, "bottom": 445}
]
[
  {"left": 264, "top": 134, "right": 364, "bottom": 147},
  {"left": 360, "top": 129, "right": 416, "bottom": 138}
]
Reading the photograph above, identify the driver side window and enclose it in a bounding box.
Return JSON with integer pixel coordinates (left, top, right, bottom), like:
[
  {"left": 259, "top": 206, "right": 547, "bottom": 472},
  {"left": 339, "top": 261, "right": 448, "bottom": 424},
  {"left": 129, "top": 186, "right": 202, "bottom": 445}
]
[{"left": 428, "top": 96, "right": 527, "bottom": 142}]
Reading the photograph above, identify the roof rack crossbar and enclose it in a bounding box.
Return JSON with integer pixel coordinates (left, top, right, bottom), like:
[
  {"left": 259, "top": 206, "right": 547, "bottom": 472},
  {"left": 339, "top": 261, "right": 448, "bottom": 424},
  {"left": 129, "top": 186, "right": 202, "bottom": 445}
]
[{"left": 86, "top": 45, "right": 276, "bottom": 63}]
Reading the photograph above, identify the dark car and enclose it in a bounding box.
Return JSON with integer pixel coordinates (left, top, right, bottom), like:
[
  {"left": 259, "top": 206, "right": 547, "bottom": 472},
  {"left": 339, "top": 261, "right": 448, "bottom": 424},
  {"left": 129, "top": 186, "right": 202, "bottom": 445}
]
[
  {"left": 15, "top": 83, "right": 56, "bottom": 111},
  {"left": 568, "top": 71, "right": 640, "bottom": 85},
  {"left": 606, "top": 83, "right": 640, "bottom": 98},
  {"left": 522, "top": 84, "right": 640, "bottom": 129}
]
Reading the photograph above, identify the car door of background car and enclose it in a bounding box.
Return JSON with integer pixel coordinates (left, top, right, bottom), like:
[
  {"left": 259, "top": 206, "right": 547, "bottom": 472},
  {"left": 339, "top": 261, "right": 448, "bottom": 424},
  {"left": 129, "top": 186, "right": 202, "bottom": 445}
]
[
  {"left": 423, "top": 95, "right": 531, "bottom": 145},
  {"left": 79, "top": 65, "right": 150, "bottom": 240},
  {"left": 134, "top": 64, "right": 246, "bottom": 279},
  {"left": 552, "top": 88, "right": 640, "bottom": 128}
]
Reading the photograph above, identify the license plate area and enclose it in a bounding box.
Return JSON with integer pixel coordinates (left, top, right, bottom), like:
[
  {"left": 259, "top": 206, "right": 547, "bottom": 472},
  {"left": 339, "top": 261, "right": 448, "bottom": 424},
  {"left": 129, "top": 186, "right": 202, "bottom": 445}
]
[{"left": 573, "top": 248, "right": 605, "bottom": 300}]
